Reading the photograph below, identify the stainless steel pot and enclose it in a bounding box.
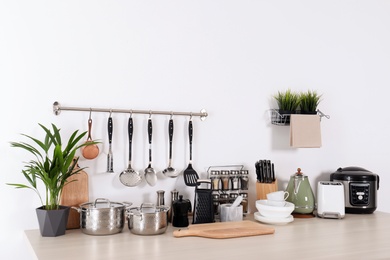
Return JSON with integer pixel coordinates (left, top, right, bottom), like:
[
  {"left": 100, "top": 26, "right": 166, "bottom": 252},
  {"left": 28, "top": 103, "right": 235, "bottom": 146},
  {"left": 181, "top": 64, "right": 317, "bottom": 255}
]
[
  {"left": 72, "top": 198, "right": 132, "bottom": 236},
  {"left": 127, "top": 203, "right": 169, "bottom": 235}
]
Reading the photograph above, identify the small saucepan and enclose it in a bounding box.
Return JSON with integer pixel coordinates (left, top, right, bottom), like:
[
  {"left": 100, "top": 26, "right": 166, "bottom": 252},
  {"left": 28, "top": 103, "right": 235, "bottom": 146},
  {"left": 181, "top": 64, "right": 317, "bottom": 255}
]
[
  {"left": 72, "top": 198, "right": 132, "bottom": 236},
  {"left": 127, "top": 203, "right": 169, "bottom": 235}
]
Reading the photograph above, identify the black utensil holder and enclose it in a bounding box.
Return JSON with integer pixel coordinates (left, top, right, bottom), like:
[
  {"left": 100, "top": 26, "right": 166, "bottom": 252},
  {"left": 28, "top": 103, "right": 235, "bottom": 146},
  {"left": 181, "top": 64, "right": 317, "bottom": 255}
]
[{"left": 192, "top": 180, "right": 214, "bottom": 224}]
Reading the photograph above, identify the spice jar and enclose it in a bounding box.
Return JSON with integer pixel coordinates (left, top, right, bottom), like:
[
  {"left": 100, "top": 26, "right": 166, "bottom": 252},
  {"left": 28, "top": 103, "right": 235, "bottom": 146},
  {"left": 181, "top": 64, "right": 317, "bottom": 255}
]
[
  {"left": 210, "top": 170, "right": 220, "bottom": 191},
  {"left": 230, "top": 170, "right": 240, "bottom": 190},
  {"left": 221, "top": 170, "right": 230, "bottom": 191},
  {"left": 219, "top": 193, "right": 229, "bottom": 205},
  {"left": 229, "top": 193, "right": 238, "bottom": 203},
  {"left": 240, "top": 192, "right": 248, "bottom": 214},
  {"left": 240, "top": 170, "right": 249, "bottom": 190},
  {"left": 212, "top": 193, "right": 220, "bottom": 216}
]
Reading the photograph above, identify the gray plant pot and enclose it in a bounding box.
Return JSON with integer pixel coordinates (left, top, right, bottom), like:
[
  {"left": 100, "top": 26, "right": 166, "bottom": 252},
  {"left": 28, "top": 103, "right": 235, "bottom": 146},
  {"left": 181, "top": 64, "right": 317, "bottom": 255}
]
[{"left": 36, "top": 206, "right": 70, "bottom": 237}]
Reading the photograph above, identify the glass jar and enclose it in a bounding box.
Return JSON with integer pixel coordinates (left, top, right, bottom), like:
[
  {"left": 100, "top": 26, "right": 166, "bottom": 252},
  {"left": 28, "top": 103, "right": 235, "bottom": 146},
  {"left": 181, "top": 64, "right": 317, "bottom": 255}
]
[
  {"left": 230, "top": 170, "right": 240, "bottom": 190},
  {"left": 229, "top": 193, "right": 238, "bottom": 203},
  {"left": 219, "top": 193, "right": 229, "bottom": 205},
  {"left": 221, "top": 170, "right": 230, "bottom": 191},
  {"left": 240, "top": 192, "right": 248, "bottom": 214},
  {"left": 240, "top": 170, "right": 249, "bottom": 190},
  {"left": 210, "top": 170, "right": 220, "bottom": 191},
  {"left": 212, "top": 193, "right": 220, "bottom": 216}
]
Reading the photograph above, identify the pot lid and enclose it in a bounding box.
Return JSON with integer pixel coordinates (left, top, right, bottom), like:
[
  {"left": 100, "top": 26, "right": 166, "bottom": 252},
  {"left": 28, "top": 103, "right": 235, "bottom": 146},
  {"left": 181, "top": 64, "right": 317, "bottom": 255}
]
[
  {"left": 330, "top": 166, "right": 378, "bottom": 181},
  {"left": 128, "top": 203, "right": 170, "bottom": 215},
  {"left": 81, "top": 198, "right": 127, "bottom": 209}
]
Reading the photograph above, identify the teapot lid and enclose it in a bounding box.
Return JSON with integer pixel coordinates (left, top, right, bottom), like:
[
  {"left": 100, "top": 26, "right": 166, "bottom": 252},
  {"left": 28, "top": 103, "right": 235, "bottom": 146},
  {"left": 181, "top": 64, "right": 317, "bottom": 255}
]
[
  {"left": 291, "top": 168, "right": 308, "bottom": 179},
  {"left": 294, "top": 168, "right": 304, "bottom": 176}
]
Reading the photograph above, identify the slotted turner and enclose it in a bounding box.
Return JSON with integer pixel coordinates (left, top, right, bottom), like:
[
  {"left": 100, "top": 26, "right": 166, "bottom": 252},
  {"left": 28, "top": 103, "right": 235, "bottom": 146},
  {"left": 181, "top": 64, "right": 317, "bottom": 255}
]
[{"left": 183, "top": 119, "right": 199, "bottom": 186}]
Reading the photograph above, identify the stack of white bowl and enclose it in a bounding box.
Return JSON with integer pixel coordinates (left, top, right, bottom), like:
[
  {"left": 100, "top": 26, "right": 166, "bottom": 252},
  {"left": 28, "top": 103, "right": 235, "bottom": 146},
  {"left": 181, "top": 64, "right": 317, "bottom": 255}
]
[{"left": 254, "top": 191, "right": 295, "bottom": 224}]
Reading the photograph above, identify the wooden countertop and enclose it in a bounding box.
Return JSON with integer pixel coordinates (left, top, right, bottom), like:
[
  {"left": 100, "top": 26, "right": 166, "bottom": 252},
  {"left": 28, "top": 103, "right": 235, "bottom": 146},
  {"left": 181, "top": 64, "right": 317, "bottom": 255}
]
[{"left": 25, "top": 212, "right": 390, "bottom": 260}]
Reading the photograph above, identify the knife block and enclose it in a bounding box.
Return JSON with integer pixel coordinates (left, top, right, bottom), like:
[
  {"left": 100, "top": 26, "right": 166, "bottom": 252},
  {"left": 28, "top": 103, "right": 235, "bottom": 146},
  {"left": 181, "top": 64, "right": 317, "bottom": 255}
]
[{"left": 256, "top": 180, "right": 278, "bottom": 200}]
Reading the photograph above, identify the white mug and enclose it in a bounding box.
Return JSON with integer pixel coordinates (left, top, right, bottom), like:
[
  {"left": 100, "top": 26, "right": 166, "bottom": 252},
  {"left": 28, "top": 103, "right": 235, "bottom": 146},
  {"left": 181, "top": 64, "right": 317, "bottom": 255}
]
[{"left": 267, "top": 191, "right": 289, "bottom": 201}]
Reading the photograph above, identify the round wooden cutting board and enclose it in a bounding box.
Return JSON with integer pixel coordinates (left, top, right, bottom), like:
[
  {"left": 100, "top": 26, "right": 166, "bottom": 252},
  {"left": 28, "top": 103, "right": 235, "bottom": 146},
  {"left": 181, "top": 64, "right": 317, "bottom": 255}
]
[{"left": 60, "top": 163, "right": 89, "bottom": 229}]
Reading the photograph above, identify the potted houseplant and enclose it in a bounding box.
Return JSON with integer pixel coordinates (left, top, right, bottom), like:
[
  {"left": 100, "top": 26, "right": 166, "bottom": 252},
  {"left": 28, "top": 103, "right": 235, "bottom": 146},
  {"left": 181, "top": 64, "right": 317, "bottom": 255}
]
[
  {"left": 273, "top": 89, "right": 300, "bottom": 123},
  {"left": 8, "top": 123, "right": 95, "bottom": 237},
  {"left": 299, "top": 90, "right": 322, "bottom": 114}
]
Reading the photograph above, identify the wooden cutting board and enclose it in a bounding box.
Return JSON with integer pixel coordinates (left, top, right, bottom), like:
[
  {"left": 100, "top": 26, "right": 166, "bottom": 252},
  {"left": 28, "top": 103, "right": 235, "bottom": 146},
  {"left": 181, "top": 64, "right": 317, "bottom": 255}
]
[
  {"left": 173, "top": 220, "right": 275, "bottom": 239},
  {"left": 60, "top": 164, "right": 89, "bottom": 229}
]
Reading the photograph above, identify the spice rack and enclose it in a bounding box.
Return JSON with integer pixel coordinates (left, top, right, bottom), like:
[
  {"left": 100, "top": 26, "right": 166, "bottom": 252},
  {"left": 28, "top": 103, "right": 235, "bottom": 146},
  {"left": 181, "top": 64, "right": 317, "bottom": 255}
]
[
  {"left": 207, "top": 165, "right": 249, "bottom": 218},
  {"left": 269, "top": 109, "right": 330, "bottom": 126}
]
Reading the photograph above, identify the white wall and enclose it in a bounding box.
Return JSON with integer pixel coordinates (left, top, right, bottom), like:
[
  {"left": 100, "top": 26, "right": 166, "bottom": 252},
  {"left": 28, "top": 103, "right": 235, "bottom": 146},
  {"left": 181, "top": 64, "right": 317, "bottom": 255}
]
[{"left": 1, "top": 1, "right": 390, "bottom": 259}]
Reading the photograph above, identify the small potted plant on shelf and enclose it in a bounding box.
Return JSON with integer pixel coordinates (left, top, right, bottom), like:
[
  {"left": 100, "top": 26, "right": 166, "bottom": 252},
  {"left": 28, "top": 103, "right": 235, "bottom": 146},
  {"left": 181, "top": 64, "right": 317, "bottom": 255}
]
[
  {"left": 299, "top": 90, "right": 322, "bottom": 114},
  {"left": 273, "top": 89, "right": 300, "bottom": 123},
  {"left": 7, "top": 123, "right": 95, "bottom": 237}
]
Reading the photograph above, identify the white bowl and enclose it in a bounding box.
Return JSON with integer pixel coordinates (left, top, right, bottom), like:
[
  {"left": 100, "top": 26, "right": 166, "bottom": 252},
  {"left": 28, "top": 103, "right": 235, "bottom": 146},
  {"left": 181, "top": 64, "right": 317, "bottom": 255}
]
[
  {"left": 267, "top": 200, "right": 286, "bottom": 207},
  {"left": 256, "top": 200, "right": 294, "bottom": 218}
]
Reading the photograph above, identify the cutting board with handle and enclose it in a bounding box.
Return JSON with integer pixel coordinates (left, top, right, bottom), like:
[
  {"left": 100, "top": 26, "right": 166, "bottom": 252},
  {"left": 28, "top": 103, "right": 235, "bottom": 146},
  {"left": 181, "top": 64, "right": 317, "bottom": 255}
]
[
  {"left": 60, "top": 161, "right": 89, "bottom": 229},
  {"left": 173, "top": 220, "right": 275, "bottom": 239}
]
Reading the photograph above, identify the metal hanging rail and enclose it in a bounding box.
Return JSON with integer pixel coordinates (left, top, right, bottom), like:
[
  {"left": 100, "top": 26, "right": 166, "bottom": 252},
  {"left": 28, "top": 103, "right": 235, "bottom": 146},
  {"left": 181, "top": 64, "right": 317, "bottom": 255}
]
[{"left": 52, "top": 101, "right": 208, "bottom": 121}]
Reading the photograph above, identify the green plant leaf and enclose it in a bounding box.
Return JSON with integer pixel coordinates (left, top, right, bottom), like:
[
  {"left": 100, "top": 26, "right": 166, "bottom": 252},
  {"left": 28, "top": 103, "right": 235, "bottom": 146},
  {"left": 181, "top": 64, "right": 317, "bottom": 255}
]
[{"left": 8, "top": 123, "right": 91, "bottom": 210}]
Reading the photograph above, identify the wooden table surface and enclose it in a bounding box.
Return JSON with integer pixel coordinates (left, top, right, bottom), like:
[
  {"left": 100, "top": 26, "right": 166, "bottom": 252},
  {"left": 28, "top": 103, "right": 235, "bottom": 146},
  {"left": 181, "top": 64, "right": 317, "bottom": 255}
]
[{"left": 25, "top": 211, "right": 390, "bottom": 260}]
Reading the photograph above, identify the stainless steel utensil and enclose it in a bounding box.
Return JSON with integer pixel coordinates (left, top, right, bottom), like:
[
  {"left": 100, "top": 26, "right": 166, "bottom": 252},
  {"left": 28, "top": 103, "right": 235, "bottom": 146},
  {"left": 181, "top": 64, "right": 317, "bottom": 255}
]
[
  {"left": 107, "top": 115, "right": 114, "bottom": 173},
  {"left": 162, "top": 118, "right": 178, "bottom": 177},
  {"left": 144, "top": 118, "right": 157, "bottom": 186},
  {"left": 183, "top": 119, "right": 199, "bottom": 186},
  {"left": 119, "top": 116, "right": 142, "bottom": 187}
]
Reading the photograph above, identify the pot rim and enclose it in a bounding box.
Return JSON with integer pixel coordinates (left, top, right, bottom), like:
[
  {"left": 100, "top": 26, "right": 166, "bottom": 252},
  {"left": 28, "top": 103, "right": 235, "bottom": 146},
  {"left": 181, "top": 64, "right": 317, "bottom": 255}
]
[{"left": 80, "top": 198, "right": 132, "bottom": 210}]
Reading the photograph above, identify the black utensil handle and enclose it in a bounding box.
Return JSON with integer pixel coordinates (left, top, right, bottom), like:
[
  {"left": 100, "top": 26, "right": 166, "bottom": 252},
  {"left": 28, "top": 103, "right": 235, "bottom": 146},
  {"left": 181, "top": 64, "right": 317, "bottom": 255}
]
[
  {"left": 188, "top": 120, "right": 193, "bottom": 161},
  {"left": 169, "top": 119, "right": 173, "bottom": 159},
  {"left": 148, "top": 119, "right": 152, "bottom": 144},
  {"left": 128, "top": 117, "right": 133, "bottom": 161},
  {"left": 148, "top": 118, "right": 152, "bottom": 162},
  {"left": 108, "top": 117, "right": 113, "bottom": 144}
]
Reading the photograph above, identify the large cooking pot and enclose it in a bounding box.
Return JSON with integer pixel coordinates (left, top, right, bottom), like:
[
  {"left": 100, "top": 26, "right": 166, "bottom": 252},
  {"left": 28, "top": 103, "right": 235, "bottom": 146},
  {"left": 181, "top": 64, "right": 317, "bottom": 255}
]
[
  {"left": 127, "top": 203, "right": 169, "bottom": 235},
  {"left": 72, "top": 198, "right": 132, "bottom": 235}
]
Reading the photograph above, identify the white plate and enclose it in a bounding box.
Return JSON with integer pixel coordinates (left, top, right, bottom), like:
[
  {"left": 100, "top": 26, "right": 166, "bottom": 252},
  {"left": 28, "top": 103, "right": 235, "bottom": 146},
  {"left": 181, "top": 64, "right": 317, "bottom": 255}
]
[{"left": 254, "top": 212, "right": 294, "bottom": 225}]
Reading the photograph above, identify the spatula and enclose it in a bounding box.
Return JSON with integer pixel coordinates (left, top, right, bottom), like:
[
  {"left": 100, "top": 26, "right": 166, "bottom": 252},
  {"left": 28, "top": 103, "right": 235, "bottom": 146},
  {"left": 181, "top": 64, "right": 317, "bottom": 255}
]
[{"left": 183, "top": 119, "right": 199, "bottom": 186}]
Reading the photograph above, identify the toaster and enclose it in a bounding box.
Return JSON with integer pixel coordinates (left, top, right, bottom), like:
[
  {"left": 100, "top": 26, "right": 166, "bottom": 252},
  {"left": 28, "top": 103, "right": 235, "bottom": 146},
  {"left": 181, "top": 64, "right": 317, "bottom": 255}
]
[{"left": 317, "top": 181, "right": 345, "bottom": 219}]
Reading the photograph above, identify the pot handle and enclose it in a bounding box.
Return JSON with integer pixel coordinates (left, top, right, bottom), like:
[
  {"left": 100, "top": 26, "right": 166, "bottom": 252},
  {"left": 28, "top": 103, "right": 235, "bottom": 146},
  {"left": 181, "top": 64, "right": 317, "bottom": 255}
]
[
  {"left": 122, "top": 201, "right": 133, "bottom": 208},
  {"left": 71, "top": 206, "right": 85, "bottom": 213},
  {"left": 377, "top": 175, "right": 380, "bottom": 190},
  {"left": 94, "top": 198, "right": 111, "bottom": 207}
]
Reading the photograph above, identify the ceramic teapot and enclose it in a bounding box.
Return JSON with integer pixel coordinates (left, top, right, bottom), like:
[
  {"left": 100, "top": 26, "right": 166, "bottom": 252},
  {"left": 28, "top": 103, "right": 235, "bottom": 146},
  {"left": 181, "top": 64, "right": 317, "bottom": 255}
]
[{"left": 285, "top": 168, "right": 315, "bottom": 214}]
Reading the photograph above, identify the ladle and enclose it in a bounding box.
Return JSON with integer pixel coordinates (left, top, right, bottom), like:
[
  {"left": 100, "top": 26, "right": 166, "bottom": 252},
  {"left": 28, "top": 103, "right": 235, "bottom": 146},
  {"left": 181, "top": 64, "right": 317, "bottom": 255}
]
[
  {"left": 119, "top": 115, "right": 142, "bottom": 187},
  {"left": 162, "top": 117, "right": 178, "bottom": 177},
  {"left": 144, "top": 117, "right": 157, "bottom": 186},
  {"left": 81, "top": 115, "right": 99, "bottom": 160}
]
